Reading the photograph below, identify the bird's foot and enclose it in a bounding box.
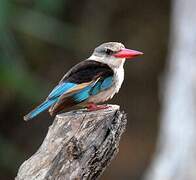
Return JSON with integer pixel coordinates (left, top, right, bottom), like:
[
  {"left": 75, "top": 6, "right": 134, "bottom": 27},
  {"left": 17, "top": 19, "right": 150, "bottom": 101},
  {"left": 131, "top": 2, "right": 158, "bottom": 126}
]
[{"left": 86, "top": 102, "right": 109, "bottom": 111}]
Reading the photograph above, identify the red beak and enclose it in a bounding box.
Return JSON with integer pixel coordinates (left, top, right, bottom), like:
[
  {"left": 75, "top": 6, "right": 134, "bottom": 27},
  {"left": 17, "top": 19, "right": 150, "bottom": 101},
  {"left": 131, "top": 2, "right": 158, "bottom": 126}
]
[{"left": 113, "top": 48, "right": 143, "bottom": 59}]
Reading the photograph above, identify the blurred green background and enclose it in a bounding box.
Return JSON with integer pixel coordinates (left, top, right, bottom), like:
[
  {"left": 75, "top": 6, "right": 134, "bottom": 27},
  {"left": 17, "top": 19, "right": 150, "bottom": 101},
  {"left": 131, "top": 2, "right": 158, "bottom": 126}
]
[{"left": 0, "top": 0, "right": 170, "bottom": 179}]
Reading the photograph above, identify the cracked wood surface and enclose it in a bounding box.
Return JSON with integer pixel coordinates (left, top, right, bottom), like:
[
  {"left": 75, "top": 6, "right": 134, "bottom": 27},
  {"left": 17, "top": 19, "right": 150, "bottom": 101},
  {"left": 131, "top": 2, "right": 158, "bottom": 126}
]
[{"left": 16, "top": 105, "right": 127, "bottom": 180}]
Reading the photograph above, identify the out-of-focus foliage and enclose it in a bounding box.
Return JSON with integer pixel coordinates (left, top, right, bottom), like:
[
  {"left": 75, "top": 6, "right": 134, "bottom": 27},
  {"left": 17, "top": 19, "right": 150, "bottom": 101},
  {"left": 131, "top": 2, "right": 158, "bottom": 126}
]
[
  {"left": 0, "top": 0, "right": 170, "bottom": 179},
  {"left": 0, "top": 1, "right": 43, "bottom": 101}
]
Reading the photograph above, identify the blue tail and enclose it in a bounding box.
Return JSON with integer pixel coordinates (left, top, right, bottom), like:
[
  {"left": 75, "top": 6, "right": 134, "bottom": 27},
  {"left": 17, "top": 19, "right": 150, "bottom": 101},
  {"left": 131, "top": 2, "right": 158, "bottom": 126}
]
[{"left": 24, "top": 99, "right": 57, "bottom": 121}]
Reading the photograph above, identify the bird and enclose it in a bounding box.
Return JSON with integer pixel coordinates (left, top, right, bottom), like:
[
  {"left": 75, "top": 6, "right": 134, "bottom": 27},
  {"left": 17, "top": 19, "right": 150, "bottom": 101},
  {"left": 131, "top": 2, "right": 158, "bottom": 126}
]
[{"left": 24, "top": 42, "right": 143, "bottom": 121}]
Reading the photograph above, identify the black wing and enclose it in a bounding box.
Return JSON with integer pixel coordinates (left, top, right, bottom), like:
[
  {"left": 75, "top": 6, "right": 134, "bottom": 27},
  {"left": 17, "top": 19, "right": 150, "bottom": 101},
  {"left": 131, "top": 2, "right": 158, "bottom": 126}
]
[{"left": 60, "top": 60, "right": 114, "bottom": 84}]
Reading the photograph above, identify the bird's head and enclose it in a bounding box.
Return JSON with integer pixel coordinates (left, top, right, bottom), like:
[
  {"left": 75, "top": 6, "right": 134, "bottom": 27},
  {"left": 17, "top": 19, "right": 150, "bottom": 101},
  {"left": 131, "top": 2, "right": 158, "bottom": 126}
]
[{"left": 89, "top": 42, "right": 143, "bottom": 68}]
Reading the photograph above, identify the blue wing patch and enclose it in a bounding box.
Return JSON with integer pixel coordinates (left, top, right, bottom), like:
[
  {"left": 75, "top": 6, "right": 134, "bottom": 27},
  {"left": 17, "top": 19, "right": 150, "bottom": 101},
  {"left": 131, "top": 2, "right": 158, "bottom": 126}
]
[
  {"left": 91, "top": 82, "right": 102, "bottom": 95},
  {"left": 73, "top": 76, "right": 113, "bottom": 102},
  {"left": 73, "top": 86, "right": 91, "bottom": 102},
  {"left": 100, "top": 76, "right": 113, "bottom": 90},
  {"left": 48, "top": 82, "right": 76, "bottom": 99}
]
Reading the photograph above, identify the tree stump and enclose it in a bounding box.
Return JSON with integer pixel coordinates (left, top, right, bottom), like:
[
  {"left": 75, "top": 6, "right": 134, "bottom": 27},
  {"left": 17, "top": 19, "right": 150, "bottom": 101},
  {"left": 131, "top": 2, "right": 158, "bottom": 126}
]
[{"left": 16, "top": 105, "right": 127, "bottom": 180}]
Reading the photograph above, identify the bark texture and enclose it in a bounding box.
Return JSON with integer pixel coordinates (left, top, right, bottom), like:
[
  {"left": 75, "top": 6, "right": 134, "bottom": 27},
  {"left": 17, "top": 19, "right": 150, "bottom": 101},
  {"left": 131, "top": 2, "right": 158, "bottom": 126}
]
[{"left": 16, "top": 105, "right": 127, "bottom": 180}]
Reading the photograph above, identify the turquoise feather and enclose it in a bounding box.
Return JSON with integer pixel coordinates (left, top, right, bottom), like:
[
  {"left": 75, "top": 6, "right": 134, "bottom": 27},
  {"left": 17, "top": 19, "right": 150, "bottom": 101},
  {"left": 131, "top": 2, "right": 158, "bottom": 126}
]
[
  {"left": 48, "top": 82, "right": 76, "bottom": 99},
  {"left": 100, "top": 76, "right": 113, "bottom": 90},
  {"left": 24, "top": 82, "right": 77, "bottom": 121},
  {"left": 24, "top": 99, "right": 57, "bottom": 121},
  {"left": 73, "top": 76, "right": 113, "bottom": 102}
]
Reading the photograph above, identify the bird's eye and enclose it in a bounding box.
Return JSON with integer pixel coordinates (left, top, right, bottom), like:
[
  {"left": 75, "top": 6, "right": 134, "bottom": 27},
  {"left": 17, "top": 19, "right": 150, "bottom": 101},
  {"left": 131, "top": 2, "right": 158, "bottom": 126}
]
[{"left": 105, "top": 48, "right": 113, "bottom": 55}]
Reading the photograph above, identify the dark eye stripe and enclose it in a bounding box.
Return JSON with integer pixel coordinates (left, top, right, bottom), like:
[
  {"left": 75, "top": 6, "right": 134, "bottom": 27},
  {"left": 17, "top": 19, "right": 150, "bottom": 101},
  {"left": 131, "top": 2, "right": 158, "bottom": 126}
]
[{"left": 105, "top": 48, "right": 113, "bottom": 55}]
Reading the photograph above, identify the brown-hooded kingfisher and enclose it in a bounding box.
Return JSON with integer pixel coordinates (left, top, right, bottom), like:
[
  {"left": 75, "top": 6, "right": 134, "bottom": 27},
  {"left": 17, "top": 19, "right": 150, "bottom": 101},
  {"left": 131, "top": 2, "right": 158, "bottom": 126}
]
[{"left": 24, "top": 42, "right": 143, "bottom": 121}]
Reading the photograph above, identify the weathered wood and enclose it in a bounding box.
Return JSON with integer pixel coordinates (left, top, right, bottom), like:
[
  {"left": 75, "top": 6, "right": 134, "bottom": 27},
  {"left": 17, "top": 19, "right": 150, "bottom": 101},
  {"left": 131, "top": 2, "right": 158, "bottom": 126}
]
[{"left": 16, "top": 105, "right": 127, "bottom": 180}]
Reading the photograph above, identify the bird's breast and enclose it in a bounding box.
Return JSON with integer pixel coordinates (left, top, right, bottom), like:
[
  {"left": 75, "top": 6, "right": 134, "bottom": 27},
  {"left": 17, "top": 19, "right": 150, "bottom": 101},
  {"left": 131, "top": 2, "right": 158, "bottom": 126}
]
[
  {"left": 88, "top": 66, "right": 124, "bottom": 103},
  {"left": 114, "top": 66, "right": 124, "bottom": 93}
]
